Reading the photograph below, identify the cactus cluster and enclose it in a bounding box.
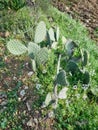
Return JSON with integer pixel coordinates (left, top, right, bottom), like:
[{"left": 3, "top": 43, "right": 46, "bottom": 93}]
[
  {"left": 65, "top": 39, "right": 90, "bottom": 85},
  {"left": 7, "top": 21, "right": 60, "bottom": 71},
  {"left": 7, "top": 21, "right": 50, "bottom": 71},
  {"left": 7, "top": 21, "right": 91, "bottom": 109}
]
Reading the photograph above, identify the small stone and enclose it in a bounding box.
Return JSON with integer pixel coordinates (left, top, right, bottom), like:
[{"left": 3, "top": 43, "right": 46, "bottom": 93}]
[
  {"left": 18, "top": 97, "right": 21, "bottom": 101},
  {"left": 5, "top": 31, "right": 10, "bottom": 37},
  {"left": 22, "top": 97, "right": 27, "bottom": 101},
  {"left": 27, "top": 118, "right": 34, "bottom": 127},
  {"left": 28, "top": 71, "right": 33, "bottom": 76},
  {"left": 34, "top": 118, "right": 38, "bottom": 124},
  {"left": 13, "top": 76, "right": 17, "bottom": 80},
  {"left": 36, "top": 84, "right": 41, "bottom": 90},
  {"left": 0, "top": 100, "right": 8, "bottom": 106},
  {"left": 0, "top": 107, "right": 7, "bottom": 113},
  {"left": 26, "top": 102, "right": 31, "bottom": 111},
  {"left": 20, "top": 90, "right": 25, "bottom": 97},
  {"left": 48, "top": 111, "right": 55, "bottom": 118},
  {"left": 0, "top": 93, "right": 7, "bottom": 98},
  {"left": 83, "top": 94, "right": 87, "bottom": 100},
  {"left": 24, "top": 86, "right": 28, "bottom": 90}
]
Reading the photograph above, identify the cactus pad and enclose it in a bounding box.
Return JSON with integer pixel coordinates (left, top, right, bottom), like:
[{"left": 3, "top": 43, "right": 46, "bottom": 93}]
[
  {"left": 48, "top": 28, "right": 55, "bottom": 42},
  {"left": 55, "top": 70, "right": 68, "bottom": 86},
  {"left": 34, "top": 21, "right": 46, "bottom": 43},
  {"left": 65, "top": 39, "right": 78, "bottom": 57},
  {"left": 82, "top": 71, "right": 90, "bottom": 84},
  {"left": 7, "top": 39, "right": 27, "bottom": 55},
  {"left": 67, "top": 60, "right": 79, "bottom": 74},
  {"left": 81, "top": 49, "right": 89, "bottom": 66},
  {"left": 56, "top": 27, "right": 60, "bottom": 41},
  {"left": 36, "top": 47, "right": 48, "bottom": 65},
  {"left": 28, "top": 42, "right": 40, "bottom": 59}
]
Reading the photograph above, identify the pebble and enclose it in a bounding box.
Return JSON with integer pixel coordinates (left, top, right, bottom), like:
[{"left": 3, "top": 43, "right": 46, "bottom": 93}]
[
  {"left": 27, "top": 118, "right": 34, "bottom": 127},
  {"left": 34, "top": 118, "right": 38, "bottom": 124},
  {"left": 28, "top": 71, "right": 33, "bottom": 76},
  {"left": 26, "top": 102, "right": 31, "bottom": 111},
  {"left": 20, "top": 90, "right": 25, "bottom": 97},
  {"left": 0, "top": 100, "right": 8, "bottom": 106}
]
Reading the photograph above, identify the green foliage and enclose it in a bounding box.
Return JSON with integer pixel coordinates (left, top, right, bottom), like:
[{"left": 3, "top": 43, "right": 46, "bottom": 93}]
[
  {"left": 0, "top": 0, "right": 26, "bottom": 10},
  {"left": 55, "top": 93, "right": 98, "bottom": 130}
]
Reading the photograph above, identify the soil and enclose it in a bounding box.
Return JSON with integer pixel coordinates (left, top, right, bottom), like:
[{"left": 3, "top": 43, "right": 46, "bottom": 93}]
[{"left": 52, "top": 0, "right": 98, "bottom": 42}]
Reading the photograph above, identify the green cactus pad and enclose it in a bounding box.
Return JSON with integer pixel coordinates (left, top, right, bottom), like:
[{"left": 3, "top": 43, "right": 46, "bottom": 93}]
[
  {"left": 34, "top": 21, "right": 46, "bottom": 43},
  {"left": 67, "top": 60, "right": 79, "bottom": 74},
  {"left": 46, "top": 31, "right": 51, "bottom": 46},
  {"left": 44, "top": 92, "right": 52, "bottom": 107},
  {"left": 36, "top": 47, "right": 48, "bottom": 65},
  {"left": 81, "top": 49, "right": 89, "bottom": 66},
  {"left": 82, "top": 71, "right": 90, "bottom": 84},
  {"left": 31, "top": 59, "right": 36, "bottom": 72},
  {"left": 7, "top": 39, "right": 27, "bottom": 55},
  {"left": 56, "top": 27, "right": 60, "bottom": 41},
  {"left": 48, "top": 28, "right": 55, "bottom": 42},
  {"left": 65, "top": 39, "right": 78, "bottom": 57},
  {"left": 28, "top": 42, "right": 40, "bottom": 59},
  {"left": 55, "top": 70, "right": 68, "bottom": 86}
]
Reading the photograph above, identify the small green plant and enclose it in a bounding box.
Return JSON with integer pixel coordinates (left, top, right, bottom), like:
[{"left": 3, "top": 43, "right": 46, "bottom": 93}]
[{"left": 0, "top": 0, "right": 26, "bottom": 10}]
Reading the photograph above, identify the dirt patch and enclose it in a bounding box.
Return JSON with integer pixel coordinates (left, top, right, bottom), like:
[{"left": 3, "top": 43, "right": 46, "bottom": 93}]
[{"left": 52, "top": 0, "right": 98, "bottom": 42}]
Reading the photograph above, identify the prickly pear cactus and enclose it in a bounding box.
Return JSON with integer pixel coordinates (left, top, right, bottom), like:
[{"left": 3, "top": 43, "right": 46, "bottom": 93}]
[
  {"left": 7, "top": 39, "right": 27, "bottom": 55},
  {"left": 56, "top": 27, "right": 60, "bottom": 41},
  {"left": 34, "top": 21, "right": 46, "bottom": 43},
  {"left": 31, "top": 59, "right": 36, "bottom": 72},
  {"left": 28, "top": 42, "right": 40, "bottom": 59},
  {"left": 48, "top": 28, "right": 55, "bottom": 42},
  {"left": 67, "top": 60, "right": 79, "bottom": 74},
  {"left": 55, "top": 70, "right": 69, "bottom": 86},
  {"left": 81, "top": 49, "right": 89, "bottom": 66},
  {"left": 36, "top": 47, "right": 49, "bottom": 65},
  {"left": 65, "top": 39, "right": 78, "bottom": 57},
  {"left": 82, "top": 71, "right": 90, "bottom": 84}
]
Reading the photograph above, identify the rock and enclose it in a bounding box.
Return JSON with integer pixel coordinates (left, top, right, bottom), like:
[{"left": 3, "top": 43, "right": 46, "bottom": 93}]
[
  {"left": 27, "top": 118, "right": 34, "bottom": 127},
  {"left": 34, "top": 118, "right": 38, "bottom": 124},
  {"left": 20, "top": 90, "right": 25, "bottom": 97},
  {"left": 28, "top": 71, "right": 34, "bottom": 76},
  {"left": 0, "top": 100, "right": 8, "bottom": 106},
  {"left": 26, "top": 102, "right": 31, "bottom": 111},
  {"left": 48, "top": 111, "right": 55, "bottom": 118},
  {"left": 24, "top": 86, "right": 28, "bottom": 90}
]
